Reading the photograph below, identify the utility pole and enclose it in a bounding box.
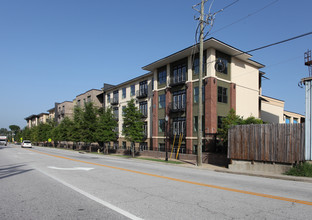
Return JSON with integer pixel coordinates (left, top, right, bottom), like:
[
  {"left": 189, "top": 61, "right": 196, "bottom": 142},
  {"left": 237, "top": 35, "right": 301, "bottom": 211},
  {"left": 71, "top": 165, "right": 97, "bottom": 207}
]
[
  {"left": 197, "top": 0, "right": 204, "bottom": 166},
  {"left": 193, "top": 0, "right": 236, "bottom": 166}
]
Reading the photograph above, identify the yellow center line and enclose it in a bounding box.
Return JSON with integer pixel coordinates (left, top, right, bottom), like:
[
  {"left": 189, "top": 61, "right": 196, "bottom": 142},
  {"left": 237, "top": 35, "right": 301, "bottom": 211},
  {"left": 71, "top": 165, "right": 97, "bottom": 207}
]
[{"left": 28, "top": 148, "right": 312, "bottom": 206}]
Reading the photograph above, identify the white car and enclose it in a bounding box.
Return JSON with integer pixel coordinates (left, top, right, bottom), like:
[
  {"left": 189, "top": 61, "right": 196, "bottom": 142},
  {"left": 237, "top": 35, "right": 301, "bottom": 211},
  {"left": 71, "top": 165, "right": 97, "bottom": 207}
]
[{"left": 21, "top": 140, "right": 32, "bottom": 148}]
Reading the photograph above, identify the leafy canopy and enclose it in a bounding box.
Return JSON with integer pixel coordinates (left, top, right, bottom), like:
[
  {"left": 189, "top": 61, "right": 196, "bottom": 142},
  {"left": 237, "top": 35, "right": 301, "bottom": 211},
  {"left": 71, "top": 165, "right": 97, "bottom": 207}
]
[{"left": 122, "top": 99, "right": 144, "bottom": 143}]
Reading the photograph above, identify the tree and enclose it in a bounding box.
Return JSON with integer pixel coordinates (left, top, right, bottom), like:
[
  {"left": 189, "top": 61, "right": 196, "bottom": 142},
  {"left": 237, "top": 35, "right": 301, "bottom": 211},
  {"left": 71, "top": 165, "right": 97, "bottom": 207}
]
[
  {"left": 71, "top": 105, "right": 84, "bottom": 144},
  {"left": 218, "top": 109, "right": 263, "bottom": 147},
  {"left": 81, "top": 102, "right": 98, "bottom": 145},
  {"left": 122, "top": 99, "right": 144, "bottom": 157},
  {"left": 9, "top": 125, "right": 20, "bottom": 142},
  {"left": 95, "top": 107, "right": 118, "bottom": 154},
  {"left": 0, "top": 128, "right": 8, "bottom": 135}
]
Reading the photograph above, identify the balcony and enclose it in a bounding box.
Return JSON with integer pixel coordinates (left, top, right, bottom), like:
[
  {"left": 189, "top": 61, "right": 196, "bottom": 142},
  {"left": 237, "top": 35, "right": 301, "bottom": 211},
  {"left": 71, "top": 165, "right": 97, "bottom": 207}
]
[
  {"left": 111, "top": 97, "right": 119, "bottom": 105},
  {"left": 140, "top": 111, "right": 148, "bottom": 118},
  {"left": 169, "top": 102, "right": 186, "bottom": 113},
  {"left": 168, "top": 128, "right": 186, "bottom": 140},
  {"left": 136, "top": 89, "right": 148, "bottom": 99},
  {"left": 169, "top": 75, "right": 186, "bottom": 87}
]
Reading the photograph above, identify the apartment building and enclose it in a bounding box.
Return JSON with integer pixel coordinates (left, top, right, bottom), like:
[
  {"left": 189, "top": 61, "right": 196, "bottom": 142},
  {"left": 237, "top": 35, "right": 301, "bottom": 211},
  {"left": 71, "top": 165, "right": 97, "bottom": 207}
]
[
  {"left": 104, "top": 73, "right": 154, "bottom": 150},
  {"left": 142, "top": 38, "right": 265, "bottom": 154},
  {"left": 47, "top": 108, "right": 55, "bottom": 122},
  {"left": 74, "top": 89, "right": 102, "bottom": 108},
  {"left": 101, "top": 38, "right": 265, "bottom": 154},
  {"left": 25, "top": 113, "right": 49, "bottom": 128},
  {"left": 55, "top": 101, "right": 74, "bottom": 124}
]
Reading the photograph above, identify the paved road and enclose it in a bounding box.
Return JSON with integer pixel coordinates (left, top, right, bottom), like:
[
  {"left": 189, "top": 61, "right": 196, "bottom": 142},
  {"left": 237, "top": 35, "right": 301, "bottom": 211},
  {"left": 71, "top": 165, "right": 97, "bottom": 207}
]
[{"left": 1, "top": 144, "right": 312, "bottom": 219}]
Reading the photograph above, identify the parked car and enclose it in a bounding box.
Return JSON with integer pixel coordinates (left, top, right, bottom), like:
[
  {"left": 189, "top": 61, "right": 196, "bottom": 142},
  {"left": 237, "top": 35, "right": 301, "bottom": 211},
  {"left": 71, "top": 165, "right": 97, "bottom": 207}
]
[{"left": 21, "top": 140, "right": 32, "bottom": 148}]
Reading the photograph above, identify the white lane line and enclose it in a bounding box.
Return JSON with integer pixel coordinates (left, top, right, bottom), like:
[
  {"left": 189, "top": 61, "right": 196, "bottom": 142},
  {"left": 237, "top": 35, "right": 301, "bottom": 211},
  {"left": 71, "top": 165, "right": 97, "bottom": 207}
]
[
  {"left": 48, "top": 166, "right": 94, "bottom": 171},
  {"left": 37, "top": 169, "right": 143, "bottom": 220}
]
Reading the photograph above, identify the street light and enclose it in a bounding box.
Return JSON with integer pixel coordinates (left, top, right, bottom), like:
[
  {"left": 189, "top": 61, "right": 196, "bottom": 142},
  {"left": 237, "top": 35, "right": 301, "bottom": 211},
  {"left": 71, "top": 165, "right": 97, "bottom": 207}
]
[{"left": 165, "top": 115, "right": 169, "bottom": 161}]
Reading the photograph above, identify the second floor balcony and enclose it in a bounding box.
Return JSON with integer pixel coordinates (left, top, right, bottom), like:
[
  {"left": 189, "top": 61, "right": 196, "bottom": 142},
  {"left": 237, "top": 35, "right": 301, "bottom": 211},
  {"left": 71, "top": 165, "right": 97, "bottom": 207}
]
[{"left": 169, "top": 102, "right": 186, "bottom": 113}]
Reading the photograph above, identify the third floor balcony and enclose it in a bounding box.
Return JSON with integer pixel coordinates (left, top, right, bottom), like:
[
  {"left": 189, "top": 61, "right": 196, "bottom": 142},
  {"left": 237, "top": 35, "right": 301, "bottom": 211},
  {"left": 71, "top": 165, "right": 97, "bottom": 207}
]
[
  {"left": 136, "top": 88, "right": 148, "bottom": 99},
  {"left": 111, "top": 97, "right": 119, "bottom": 105}
]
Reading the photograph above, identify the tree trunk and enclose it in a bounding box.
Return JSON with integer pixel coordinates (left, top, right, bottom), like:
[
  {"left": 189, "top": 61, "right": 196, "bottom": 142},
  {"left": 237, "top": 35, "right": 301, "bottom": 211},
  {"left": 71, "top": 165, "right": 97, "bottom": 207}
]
[{"left": 131, "top": 142, "right": 135, "bottom": 158}]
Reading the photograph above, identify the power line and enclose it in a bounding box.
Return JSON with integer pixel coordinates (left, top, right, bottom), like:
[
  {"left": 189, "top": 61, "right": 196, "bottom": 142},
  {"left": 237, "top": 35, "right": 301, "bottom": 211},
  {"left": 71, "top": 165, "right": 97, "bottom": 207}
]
[
  {"left": 208, "top": 0, "right": 279, "bottom": 36},
  {"left": 234, "top": 31, "right": 312, "bottom": 56}
]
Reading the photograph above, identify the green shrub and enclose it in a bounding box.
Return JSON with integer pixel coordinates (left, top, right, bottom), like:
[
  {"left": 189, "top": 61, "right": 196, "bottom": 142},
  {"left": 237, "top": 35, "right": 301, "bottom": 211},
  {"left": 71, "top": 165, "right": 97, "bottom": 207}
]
[{"left": 285, "top": 162, "right": 312, "bottom": 177}]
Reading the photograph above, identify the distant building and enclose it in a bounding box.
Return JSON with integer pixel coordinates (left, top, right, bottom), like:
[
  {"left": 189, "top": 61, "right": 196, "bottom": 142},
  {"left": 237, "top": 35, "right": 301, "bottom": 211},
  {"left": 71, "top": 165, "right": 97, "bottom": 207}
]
[
  {"left": 74, "top": 89, "right": 103, "bottom": 108},
  {"left": 25, "top": 112, "right": 49, "bottom": 128},
  {"left": 260, "top": 95, "right": 304, "bottom": 124},
  {"left": 55, "top": 101, "right": 74, "bottom": 124}
]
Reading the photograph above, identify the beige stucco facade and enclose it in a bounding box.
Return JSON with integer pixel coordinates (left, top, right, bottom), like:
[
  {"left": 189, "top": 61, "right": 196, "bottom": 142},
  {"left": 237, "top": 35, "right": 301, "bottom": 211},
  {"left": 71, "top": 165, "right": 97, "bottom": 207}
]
[
  {"left": 105, "top": 73, "right": 153, "bottom": 148},
  {"left": 260, "top": 95, "right": 285, "bottom": 123},
  {"left": 260, "top": 96, "right": 304, "bottom": 124}
]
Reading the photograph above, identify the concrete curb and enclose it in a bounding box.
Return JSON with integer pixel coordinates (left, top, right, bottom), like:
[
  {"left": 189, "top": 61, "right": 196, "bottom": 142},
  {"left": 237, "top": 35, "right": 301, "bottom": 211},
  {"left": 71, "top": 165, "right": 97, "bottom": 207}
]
[{"left": 214, "top": 169, "right": 312, "bottom": 183}]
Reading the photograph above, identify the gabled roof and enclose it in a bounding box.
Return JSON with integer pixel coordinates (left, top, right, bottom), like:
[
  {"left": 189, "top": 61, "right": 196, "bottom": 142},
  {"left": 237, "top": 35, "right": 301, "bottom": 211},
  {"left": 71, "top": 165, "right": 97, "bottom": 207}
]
[{"left": 142, "top": 37, "right": 265, "bottom": 71}]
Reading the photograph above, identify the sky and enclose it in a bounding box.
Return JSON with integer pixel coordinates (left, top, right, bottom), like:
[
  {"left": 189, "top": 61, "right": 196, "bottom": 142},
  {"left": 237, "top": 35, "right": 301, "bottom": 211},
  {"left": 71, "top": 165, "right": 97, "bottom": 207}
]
[{"left": 0, "top": 0, "right": 311, "bottom": 130}]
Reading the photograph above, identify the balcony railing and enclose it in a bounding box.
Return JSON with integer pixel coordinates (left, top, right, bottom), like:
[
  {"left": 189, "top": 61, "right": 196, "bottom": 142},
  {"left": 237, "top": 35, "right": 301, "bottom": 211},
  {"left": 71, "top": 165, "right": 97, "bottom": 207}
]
[
  {"left": 169, "top": 75, "right": 186, "bottom": 87},
  {"left": 141, "top": 111, "right": 148, "bottom": 118},
  {"left": 111, "top": 97, "right": 119, "bottom": 105},
  {"left": 136, "top": 89, "right": 148, "bottom": 99},
  {"left": 169, "top": 128, "right": 186, "bottom": 140},
  {"left": 169, "top": 102, "right": 186, "bottom": 113}
]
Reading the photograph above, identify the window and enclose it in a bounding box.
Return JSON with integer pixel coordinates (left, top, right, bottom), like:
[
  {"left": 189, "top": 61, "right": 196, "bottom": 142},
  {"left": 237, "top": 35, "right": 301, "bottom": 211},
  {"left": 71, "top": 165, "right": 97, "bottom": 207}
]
[
  {"left": 107, "top": 93, "right": 110, "bottom": 103},
  {"left": 194, "top": 116, "right": 204, "bottom": 132},
  {"left": 83, "top": 99, "right": 86, "bottom": 104},
  {"left": 294, "top": 118, "right": 298, "bottom": 124},
  {"left": 122, "top": 88, "right": 126, "bottom": 99},
  {"left": 172, "top": 118, "right": 186, "bottom": 136},
  {"left": 194, "top": 86, "right": 205, "bottom": 103},
  {"left": 122, "top": 106, "right": 126, "bottom": 116},
  {"left": 158, "top": 94, "right": 166, "bottom": 109},
  {"left": 159, "top": 119, "right": 165, "bottom": 133},
  {"left": 77, "top": 100, "right": 81, "bottom": 106},
  {"left": 140, "top": 142, "right": 148, "bottom": 151},
  {"left": 113, "top": 90, "right": 119, "bottom": 103},
  {"left": 159, "top": 143, "right": 165, "bottom": 152},
  {"left": 130, "top": 85, "right": 135, "bottom": 96},
  {"left": 139, "top": 101, "right": 148, "bottom": 117},
  {"left": 216, "top": 51, "right": 230, "bottom": 75},
  {"left": 113, "top": 107, "right": 119, "bottom": 119},
  {"left": 138, "top": 80, "right": 148, "bottom": 97},
  {"left": 193, "top": 52, "right": 206, "bottom": 74},
  {"left": 158, "top": 68, "right": 167, "bottom": 85},
  {"left": 172, "top": 90, "right": 186, "bottom": 110},
  {"left": 122, "top": 141, "right": 126, "bottom": 149},
  {"left": 218, "top": 86, "right": 228, "bottom": 104},
  {"left": 87, "top": 95, "right": 91, "bottom": 102},
  {"left": 218, "top": 116, "right": 224, "bottom": 129},
  {"left": 142, "top": 122, "right": 148, "bottom": 137},
  {"left": 286, "top": 117, "right": 290, "bottom": 124},
  {"left": 194, "top": 87, "right": 199, "bottom": 104},
  {"left": 172, "top": 62, "right": 186, "bottom": 84}
]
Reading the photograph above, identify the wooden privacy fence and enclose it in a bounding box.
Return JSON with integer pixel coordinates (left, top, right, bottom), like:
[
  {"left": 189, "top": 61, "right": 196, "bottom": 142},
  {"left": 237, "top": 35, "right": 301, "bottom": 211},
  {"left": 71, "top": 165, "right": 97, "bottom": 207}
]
[{"left": 228, "top": 123, "right": 305, "bottom": 163}]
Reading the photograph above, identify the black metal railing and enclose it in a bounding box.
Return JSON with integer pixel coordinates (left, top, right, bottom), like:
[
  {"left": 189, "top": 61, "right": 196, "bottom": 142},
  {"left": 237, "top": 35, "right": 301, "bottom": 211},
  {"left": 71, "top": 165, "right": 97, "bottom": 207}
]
[
  {"left": 136, "top": 89, "right": 148, "bottom": 99},
  {"left": 169, "top": 102, "right": 186, "bottom": 113},
  {"left": 111, "top": 97, "right": 119, "bottom": 105},
  {"left": 169, "top": 75, "right": 186, "bottom": 87}
]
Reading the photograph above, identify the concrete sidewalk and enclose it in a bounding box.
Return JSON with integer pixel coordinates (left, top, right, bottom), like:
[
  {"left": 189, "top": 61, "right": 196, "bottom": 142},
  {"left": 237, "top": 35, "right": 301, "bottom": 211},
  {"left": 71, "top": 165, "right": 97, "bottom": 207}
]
[{"left": 176, "top": 161, "right": 312, "bottom": 183}]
